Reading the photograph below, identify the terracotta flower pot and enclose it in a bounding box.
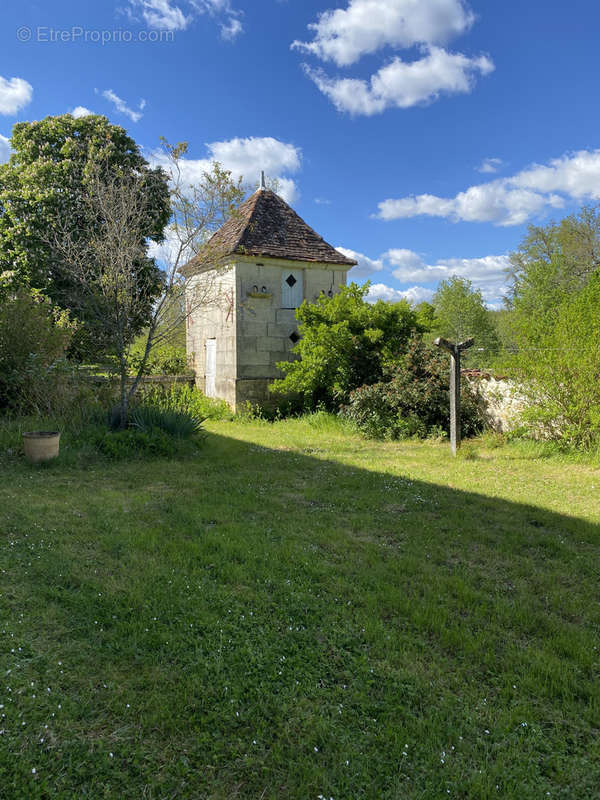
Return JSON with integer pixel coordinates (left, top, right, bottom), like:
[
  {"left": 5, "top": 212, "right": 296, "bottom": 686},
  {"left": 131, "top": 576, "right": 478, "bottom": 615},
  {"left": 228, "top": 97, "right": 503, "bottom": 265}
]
[{"left": 23, "top": 431, "right": 61, "bottom": 463}]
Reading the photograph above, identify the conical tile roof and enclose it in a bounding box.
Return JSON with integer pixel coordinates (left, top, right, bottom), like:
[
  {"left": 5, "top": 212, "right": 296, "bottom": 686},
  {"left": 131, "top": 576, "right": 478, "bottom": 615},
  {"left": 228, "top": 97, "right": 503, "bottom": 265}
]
[{"left": 184, "top": 189, "right": 357, "bottom": 272}]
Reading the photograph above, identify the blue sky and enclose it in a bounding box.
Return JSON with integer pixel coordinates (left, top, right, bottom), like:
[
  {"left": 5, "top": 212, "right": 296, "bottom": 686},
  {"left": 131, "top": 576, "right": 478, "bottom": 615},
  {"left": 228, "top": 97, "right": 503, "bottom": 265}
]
[{"left": 2, "top": 0, "right": 599, "bottom": 307}]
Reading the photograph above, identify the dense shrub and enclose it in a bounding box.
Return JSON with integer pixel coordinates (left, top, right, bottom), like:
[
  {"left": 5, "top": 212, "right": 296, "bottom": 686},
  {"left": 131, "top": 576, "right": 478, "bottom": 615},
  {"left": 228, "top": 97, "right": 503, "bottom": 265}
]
[
  {"left": 96, "top": 428, "right": 177, "bottom": 459},
  {"left": 513, "top": 271, "right": 600, "bottom": 447},
  {"left": 341, "top": 335, "right": 486, "bottom": 440},
  {"left": 270, "top": 283, "right": 424, "bottom": 411},
  {"left": 130, "top": 405, "right": 205, "bottom": 438},
  {"left": 0, "top": 286, "right": 78, "bottom": 413},
  {"left": 137, "top": 383, "right": 232, "bottom": 421}
]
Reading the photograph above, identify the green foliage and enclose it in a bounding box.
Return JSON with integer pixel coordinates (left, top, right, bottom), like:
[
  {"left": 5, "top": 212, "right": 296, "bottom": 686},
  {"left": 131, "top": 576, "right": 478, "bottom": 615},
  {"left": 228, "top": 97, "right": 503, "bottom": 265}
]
[
  {"left": 270, "top": 283, "right": 423, "bottom": 410},
  {"left": 506, "top": 206, "right": 600, "bottom": 448},
  {"left": 513, "top": 272, "right": 600, "bottom": 447},
  {"left": 0, "top": 287, "right": 77, "bottom": 413},
  {"left": 508, "top": 205, "right": 600, "bottom": 332},
  {"left": 0, "top": 114, "right": 171, "bottom": 355},
  {"left": 432, "top": 276, "right": 500, "bottom": 364},
  {"left": 96, "top": 428, "right": 177, "bottom": 459},
  {"left": 128, "top": 340, "right": 190, "bottom": 375},
  {"left": 487, "top": 308, "right": 518, "bottom": 362},
  {"left": 138, "top": 383, "right": 233, "bottom": 421},
  {"left": 341, "top": 335, "right": 486, "bottom": 440},
  {"left": 130, "top": 405, "right": 205, "bottom": 439},
  {"left": 414, "top": 301, "right": 437, "bottom": 332}
]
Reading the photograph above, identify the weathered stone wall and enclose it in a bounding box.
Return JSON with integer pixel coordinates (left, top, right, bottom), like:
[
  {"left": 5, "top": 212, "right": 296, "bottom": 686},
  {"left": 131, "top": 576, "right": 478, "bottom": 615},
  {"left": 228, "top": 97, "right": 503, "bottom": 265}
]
[
  {"left": 465, "top": 373, "right": 527, "bottom": 433},
  {"left": 234, "top": 257, "right": 347, "bottom": 408},
  {"left": 186, "top": 257, "right": 349, "bottom": 410},
  {"left": 186, "top": 266, "right": 237, "bottom": 408}
]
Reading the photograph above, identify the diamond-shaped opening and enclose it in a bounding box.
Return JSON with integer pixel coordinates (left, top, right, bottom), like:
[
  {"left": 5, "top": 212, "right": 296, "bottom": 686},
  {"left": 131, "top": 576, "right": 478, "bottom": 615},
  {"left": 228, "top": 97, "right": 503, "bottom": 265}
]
[
  {"left": 285, "top": 274, "right": 297, "bottom": 287},
  {"left": 289, "top": 331, "right": 300, "bottom": 344}
]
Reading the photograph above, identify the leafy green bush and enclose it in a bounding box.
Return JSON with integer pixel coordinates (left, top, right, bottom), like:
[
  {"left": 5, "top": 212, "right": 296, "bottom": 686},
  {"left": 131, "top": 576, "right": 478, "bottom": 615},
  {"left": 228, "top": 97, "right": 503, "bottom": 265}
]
[
  {"left": 0, "top": 286, "right": 78, "bottom": 413},
  {"left": 512, "top": 271, "right": 600, "bottom": 448},
  {"left": 341, "top": 335, "right": 486, "bottom": 440},
  {"left": 138, "top": 383, "right": 232, "bottom": 421},
  {"left": 128, "top": 341, "right": 190, "bottom": 376},
  {"left": 130, "top": 405, "right": 205, "bottom": 438},
  {"left": 97, "top": 428, "right": 177, "bottom": 459},
  {"left": 269, "top": 283, "right": 424, "bottom": 411}
]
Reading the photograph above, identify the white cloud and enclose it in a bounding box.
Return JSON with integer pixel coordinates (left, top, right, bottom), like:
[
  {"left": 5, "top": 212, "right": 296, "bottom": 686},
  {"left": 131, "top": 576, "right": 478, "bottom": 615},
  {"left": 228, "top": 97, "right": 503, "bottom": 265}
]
[
  {"left": 0, "top": 75, "right": 33, "bottom": 115},
  {"left": 336, "top": 247, "right": 384, "bottom": 280},
  {"left": 127, "top": 0, "right": 243, "bottom": 38},
  {"left": 208, "top": 136, "right": 300, "bottom": 178},
  {"left": 477, "top": 157, "right": 503, "bottom": 174},
  {"left": 343, "top": 246, "right": 510, "bottom": 305},
  {"left": 386, "top": 249, "right": 510, "bottom": 302},
  {"left": 292, "top": 0, "right": 474, "bottom": 67},
  {"left": 0, "top": 134, "right": 11, "bottom": 163},
  {"left": 314, "top": 197, "right": 331, "bottom": 205},
  {"left": 304, "top": 47, "right": 493, "bottom": 115},
  {"left": 378, "top": 184, "right": 562, "bottom": 226},
  {"left": 293, "top": 0, "right": 491, "bottom": 115},
  {"left": 376, "top": 149, "right": 600, "bottom": 226},
  {"left": 70, "top": 106, "right": 94, "bottom": 118},
  {"left": 150, "top": 136, "right": 302, "bottom": 204},
  {"left": 127, "top": 0, "right": 190, "bottom": 29},
  {"left": 219, "top": 16, "right": 243, "bottom": 40},
  {"left": 383, "top": 248, "right": 426, "bottom": 272},
  {"left": 100, "top": 89, "right": 146, "bottom": 122},
  {"left": 513, "top": 149, "right": 600, "bottom": 199},
  {"left": 367, "top": 282, "right": 435, "bottom": 305},
  {"left": 192, "top": 0, "right": 244, "bottom": 40}
]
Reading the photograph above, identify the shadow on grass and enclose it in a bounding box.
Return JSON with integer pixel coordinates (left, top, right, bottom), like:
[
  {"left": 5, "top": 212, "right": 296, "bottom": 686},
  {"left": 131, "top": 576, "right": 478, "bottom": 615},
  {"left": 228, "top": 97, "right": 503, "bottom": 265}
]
[{"left": 0, "top": 427, "right": 599, "bottom": 800}]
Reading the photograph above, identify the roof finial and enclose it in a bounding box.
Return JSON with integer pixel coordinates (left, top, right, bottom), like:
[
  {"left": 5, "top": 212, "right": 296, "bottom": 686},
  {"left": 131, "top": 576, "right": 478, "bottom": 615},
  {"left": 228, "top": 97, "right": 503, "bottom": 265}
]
[{"left": 260, "top": 170, "right": 266, "bottom": 190}]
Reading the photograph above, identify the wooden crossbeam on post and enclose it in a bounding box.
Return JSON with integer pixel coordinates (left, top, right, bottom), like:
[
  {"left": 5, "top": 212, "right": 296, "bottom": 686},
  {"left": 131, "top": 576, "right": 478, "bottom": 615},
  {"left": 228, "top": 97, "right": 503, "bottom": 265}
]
[{"left": 434, "top": 336, "right": 475, "bottom": 456}]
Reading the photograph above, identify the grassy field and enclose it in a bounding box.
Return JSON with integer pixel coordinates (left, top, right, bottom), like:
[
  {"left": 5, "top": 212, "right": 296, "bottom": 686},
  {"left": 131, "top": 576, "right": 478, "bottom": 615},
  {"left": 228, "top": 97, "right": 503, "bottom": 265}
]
[{"left": 0, "top": 415, "right": 599, "bottom": 799}]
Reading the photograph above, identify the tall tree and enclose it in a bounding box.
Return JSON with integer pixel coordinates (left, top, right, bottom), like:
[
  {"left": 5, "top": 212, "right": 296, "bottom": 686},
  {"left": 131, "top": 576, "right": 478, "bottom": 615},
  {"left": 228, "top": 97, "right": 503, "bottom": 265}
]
[
  {"left": 47, "top": 144, "right": 244, "bottom": 426},
  {"left": 0, "top": 114, "right": 171, "bottom": 353},
  {"left": 432, "top": 276, "right": 500, "bottom": 362},
  {"left": 506, "top": 205, "right": 600, "bottom": 345}
]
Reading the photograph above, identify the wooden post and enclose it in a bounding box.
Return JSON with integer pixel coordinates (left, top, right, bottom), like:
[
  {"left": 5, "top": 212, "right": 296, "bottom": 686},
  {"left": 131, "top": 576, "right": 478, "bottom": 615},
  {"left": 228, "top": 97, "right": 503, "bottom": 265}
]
[{"left": 434, "top": 337, "right": 474, "bottom": 455}]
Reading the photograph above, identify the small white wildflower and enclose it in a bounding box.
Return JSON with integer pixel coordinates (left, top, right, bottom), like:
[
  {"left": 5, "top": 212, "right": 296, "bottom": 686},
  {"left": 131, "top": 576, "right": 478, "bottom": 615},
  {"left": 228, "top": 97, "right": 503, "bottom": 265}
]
[{"left": 31, "top": 768, "right": 36, "bottom": 774}]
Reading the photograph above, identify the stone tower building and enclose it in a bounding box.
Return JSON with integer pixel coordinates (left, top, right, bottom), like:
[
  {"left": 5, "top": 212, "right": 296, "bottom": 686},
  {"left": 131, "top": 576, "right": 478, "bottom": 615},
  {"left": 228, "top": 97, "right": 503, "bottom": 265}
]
[{"left": 182, "top": 183, "right": 356, "bottom": 409}]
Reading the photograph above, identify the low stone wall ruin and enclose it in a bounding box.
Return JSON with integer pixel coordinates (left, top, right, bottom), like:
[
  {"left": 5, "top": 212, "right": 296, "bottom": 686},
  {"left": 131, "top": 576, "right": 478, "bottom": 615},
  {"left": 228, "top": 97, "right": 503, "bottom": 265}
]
[{"left": 463, "top": 370, "right": 527, "bottom": 433}]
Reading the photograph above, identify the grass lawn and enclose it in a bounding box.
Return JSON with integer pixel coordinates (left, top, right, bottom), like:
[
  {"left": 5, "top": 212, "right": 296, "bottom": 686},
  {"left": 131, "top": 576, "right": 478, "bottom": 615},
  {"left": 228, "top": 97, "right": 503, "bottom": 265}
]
[{"left": 0, "top": 415, "right": 599, "bottom": 798}]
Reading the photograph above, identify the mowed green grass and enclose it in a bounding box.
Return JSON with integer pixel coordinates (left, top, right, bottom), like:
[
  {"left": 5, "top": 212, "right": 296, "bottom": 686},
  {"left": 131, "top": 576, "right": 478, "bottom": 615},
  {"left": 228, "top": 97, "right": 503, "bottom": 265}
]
[{"left": 0, "top": 416, "right": 599, "bottom": 799}]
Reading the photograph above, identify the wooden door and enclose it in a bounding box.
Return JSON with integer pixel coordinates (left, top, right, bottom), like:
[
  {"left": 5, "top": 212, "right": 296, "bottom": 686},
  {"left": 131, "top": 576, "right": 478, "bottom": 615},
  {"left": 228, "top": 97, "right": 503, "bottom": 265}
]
[{"left": 205, "top": 338, "right": 217, "bottom": 398}]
